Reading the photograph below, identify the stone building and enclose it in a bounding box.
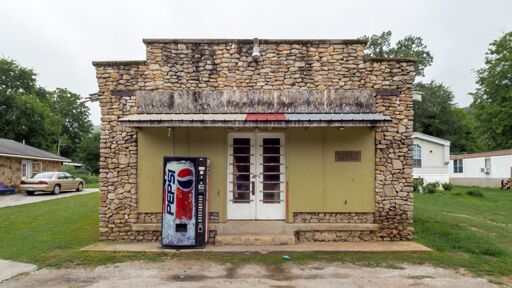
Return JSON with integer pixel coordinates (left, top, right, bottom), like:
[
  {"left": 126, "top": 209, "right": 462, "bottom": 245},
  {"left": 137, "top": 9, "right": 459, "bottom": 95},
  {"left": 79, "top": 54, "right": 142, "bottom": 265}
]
[
  {"left": 93, "top": 38, "right": 415, "bottom": 243},
  {"left": 0, "top": 138, "right": 69, "bottom": 191}
]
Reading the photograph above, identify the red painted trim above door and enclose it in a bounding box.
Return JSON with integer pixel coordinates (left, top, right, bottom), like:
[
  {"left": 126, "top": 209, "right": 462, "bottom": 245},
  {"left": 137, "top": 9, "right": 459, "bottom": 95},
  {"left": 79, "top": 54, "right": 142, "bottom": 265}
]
[{"left": 245, "top": 113, "right": 286, "bottom": 121}]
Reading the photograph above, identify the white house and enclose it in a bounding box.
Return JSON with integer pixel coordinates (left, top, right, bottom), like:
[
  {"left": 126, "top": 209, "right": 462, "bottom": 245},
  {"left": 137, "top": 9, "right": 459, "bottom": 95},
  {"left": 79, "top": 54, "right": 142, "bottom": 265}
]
[
  {"left": 450, "top": 150, "right": 512, "bottom": 188},
  {"left": 412, "top": 132, "right": 451, "bottom": 184}
]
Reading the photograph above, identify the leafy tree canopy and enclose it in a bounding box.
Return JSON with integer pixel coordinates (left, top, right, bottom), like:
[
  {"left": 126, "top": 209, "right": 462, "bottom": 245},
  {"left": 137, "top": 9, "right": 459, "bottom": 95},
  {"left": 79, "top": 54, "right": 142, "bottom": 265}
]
[
  {"left": 78, "top": 132, "right": 100, "bottom": 173},
  {"left": 471, "top": 32, "right": 512, "bottom": 150},
  {"left": 414, "top": 81, "right": 481, "bottom": 153},
  {"left": 0, "top": 58, "right": 93, "bottom": 159},
  {"left": 362, "top": 31, "right": 434, "bottom": 78}
]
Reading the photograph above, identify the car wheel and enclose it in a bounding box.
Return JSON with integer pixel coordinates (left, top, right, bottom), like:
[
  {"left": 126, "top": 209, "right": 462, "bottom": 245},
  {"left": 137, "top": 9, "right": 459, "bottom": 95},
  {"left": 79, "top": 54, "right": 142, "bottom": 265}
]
[
  {"left": 77, "top": 182, "right": 83, "bottom": 192},
  {"left": 26, "top": 191, "right": 35, "bottom": 196},
  {"left": 52, "top": 184, "right": 61, "bottom": 195}
]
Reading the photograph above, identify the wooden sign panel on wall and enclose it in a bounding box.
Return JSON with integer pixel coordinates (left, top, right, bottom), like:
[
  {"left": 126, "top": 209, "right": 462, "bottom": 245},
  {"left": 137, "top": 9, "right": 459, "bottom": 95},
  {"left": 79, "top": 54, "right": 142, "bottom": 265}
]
[{"left": 335, "top": 151, "right": 361, "bottom": 162}]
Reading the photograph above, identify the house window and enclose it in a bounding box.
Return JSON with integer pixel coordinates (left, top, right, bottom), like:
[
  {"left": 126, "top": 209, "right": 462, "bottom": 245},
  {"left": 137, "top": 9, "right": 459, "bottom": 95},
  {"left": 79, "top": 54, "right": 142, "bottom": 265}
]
[
  {"left": 484, "top": 158, "right": 491, "bottom": 174},
  {"left": 453, "top": 159, "right": 463, "bottom": 173},
  {"left": 412, "top": 144, "right": 421, "bottom": 168},
  {"left": 31, "top": 162, "right": 42, "bottom": 177}
]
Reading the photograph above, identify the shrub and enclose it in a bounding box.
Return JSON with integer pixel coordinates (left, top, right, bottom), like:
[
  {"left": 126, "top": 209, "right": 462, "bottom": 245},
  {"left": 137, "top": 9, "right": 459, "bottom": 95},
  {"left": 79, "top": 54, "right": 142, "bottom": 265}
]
[
  {"left": 465, "top": 190, "right": 484, "bottom": 197},
  {"left": 62, "top": 166, "right": 99, "bottom": 184},
  {"left": 424, "top": 183, "right": 438, "bottom": 194},
  {"left": 413, "top": 178, "right": 424, "bottom": 192},
  {"left": 431, "top": 181, "right": 440, "bottom": 188},
  {"left": 442, "top": 182, "right": 453, "bottom": 191}
]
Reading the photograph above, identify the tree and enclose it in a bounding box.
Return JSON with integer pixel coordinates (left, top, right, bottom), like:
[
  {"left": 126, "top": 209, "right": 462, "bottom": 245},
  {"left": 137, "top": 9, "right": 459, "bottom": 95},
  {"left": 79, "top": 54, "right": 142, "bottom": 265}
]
[
  {"left": 78, "top": 132, "right": 100, "bottom": 173},
  {"left": 471, "top": 32, "right": 512, "bottom": 150},
  {"left": 362, "top": 31, "right": 434, "bottom": 77},
  {"left": 414, "top": 81, "right": 480, "bottom": 153},
  {"left": 46, "top": 88, "right": 93, "bottom": 158},
  {"left": 0, "top": 59, "right": 61, "bottom": 151},
  {"left": 0, "top": 58, "right": 93, "bottom": 158}
]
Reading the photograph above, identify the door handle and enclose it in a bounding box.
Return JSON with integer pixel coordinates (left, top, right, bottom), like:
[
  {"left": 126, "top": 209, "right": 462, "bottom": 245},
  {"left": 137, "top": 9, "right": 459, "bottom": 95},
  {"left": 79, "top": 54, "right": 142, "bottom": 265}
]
[{"left": 251, "top": 181, "right": 255, "bottom": 196}]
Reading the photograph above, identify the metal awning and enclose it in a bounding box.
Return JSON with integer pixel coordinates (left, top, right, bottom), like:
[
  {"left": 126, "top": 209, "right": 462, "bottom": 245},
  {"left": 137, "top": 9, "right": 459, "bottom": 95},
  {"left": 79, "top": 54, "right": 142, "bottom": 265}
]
[{"left": 119, "top": 113, "right": 391, "bottom": 127}]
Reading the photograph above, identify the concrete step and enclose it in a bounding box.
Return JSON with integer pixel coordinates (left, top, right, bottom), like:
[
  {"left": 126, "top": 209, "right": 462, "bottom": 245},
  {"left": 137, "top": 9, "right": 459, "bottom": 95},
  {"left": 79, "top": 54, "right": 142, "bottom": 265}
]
[
  {"left": 211, "top": 221, "right": 378, "bottom": 235},
  {"left": 215, "top": 234, "right": 295, "bottom": 246},
  {"left": 212, "top": 221, "right": 290, "bottom": 235}
]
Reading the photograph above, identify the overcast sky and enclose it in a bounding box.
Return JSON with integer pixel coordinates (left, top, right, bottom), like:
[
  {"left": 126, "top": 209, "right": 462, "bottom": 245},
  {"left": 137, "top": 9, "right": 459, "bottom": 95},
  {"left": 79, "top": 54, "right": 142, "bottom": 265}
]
[{"left": 1, "top": 0, "right": 511, "bottom": 125}]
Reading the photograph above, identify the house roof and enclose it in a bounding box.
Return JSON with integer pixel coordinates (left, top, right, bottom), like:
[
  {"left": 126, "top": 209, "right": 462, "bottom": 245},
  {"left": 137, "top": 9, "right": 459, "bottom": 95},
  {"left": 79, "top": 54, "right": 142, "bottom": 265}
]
[
  {"left": 412, "top": 132, "right": 450, "bottom": 146},
  {"left": 0, "top": 138, "right": 70, "bottom": 162},
  {"left": 451, "top": 149, "right": 512, "bottom": 160},
  {"left": 119, "top": 113, "right": 391, "bottom": 128}
]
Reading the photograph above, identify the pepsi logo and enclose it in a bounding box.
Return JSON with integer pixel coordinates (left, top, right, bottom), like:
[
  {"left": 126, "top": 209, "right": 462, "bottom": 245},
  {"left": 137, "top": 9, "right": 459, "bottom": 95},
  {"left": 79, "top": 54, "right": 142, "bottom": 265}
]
[{"left": 177, "top": 167, "right": 194, "bottom": 191}]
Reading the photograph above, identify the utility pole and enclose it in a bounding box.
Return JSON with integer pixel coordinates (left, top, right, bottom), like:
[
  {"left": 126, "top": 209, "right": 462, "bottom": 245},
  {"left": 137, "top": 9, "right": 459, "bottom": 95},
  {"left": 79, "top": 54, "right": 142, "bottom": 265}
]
[{"left": 57, "top": 140, "right": 62, "bottom": 156}]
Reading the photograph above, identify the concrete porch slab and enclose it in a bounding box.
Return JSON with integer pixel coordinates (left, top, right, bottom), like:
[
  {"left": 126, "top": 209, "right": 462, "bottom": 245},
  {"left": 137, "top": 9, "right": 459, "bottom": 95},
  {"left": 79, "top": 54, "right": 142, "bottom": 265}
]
[{"left": 81, "top": 241, "right": 432, "bottom": 253}]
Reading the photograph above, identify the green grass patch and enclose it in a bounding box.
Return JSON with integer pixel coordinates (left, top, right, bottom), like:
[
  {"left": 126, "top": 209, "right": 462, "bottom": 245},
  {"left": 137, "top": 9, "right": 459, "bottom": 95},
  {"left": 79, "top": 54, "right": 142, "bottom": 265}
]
[
  {"left": 0, "top": 185, "right": 511, "bottom": 280},
  {"left": 85, "top": 182, "right": 99, "bottom": 189}
]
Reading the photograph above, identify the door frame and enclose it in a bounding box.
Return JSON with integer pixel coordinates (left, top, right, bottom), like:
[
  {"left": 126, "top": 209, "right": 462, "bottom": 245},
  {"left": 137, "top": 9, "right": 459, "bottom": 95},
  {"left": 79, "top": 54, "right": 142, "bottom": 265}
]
[{"left": 226, "top": 131, "right": 286, "bottom": 220}]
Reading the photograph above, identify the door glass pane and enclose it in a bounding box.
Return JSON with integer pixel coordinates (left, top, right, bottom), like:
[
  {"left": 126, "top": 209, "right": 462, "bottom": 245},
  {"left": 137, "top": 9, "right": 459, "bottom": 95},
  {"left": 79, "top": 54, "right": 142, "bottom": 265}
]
[
  {"left": 233, "top": 138, "right": 251, "bottom": 146},
  {"left": 232, "top": 137, "right": 252, "bottom": 202},
  {"left": 261, "top": 138, "right": 282, "bottom": 202},
  {"left": 263, "top": 155, "right": 280, "bottom": 163},
  {"left": 263, "top": 138, "right": 280, "bottom": 145},
  {"left": 263, "top": 182, "right": 280, "bottom": 191},
  {"left": 263, "top": 192, "right": 280, "bottom": 202}
]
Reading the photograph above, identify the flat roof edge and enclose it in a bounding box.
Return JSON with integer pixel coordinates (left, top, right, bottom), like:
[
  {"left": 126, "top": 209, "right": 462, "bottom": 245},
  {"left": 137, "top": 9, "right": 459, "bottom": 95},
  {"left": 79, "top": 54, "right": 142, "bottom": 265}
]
[
  {"left": 366, "top": 56, "right": 417, "bottom": 63},
  {"left": 92, "top": 60, "right": 147, "bottom": 67},
  {"left": 142, "top": 38, "right": 368, "bottom": 45}
]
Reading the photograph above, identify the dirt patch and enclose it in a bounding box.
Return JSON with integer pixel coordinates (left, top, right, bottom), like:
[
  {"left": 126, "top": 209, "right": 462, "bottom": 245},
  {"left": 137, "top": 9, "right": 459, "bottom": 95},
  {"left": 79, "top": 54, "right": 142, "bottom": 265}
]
[
  {"left": 169, "top": 274, "right": 210, "bottom": 282},
  {"left": 0, "top": 260, "right": 497, "bottom": 288}
]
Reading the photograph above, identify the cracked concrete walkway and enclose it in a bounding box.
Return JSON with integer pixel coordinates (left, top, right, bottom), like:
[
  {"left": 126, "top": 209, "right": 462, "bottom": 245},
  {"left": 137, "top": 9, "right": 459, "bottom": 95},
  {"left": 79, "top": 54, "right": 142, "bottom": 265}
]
[{"left": 0, "top": 259, "right": 37, "bottom": 284}]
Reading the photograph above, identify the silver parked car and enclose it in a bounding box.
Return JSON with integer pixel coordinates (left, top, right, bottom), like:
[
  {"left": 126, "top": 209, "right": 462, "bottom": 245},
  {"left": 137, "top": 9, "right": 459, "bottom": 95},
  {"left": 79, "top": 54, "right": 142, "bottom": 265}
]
[{"left": 19, "top": 172, "right": 85, "bottom": 196}]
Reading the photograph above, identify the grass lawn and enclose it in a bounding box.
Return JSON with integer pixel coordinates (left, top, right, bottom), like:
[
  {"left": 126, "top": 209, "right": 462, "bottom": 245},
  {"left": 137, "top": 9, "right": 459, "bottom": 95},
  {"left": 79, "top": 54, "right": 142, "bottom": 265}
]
[
  {"left": 85, "top": 182, "right": 99, "bottom": 189},
  {"left": 0, "top": 186, "right": 510, "bottom": 282}
]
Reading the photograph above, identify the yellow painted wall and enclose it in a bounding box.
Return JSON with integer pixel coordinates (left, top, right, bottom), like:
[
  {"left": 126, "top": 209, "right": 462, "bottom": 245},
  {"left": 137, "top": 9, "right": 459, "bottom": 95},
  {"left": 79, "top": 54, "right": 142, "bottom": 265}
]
[
  {"left": 138, "top": 127, "right": 375, "bottom": 222},
  {"left": 137, "top": 127, "right": 172, "bottom": 212},
  {"left": 137, "top": 128, "right": 227, "bottom": 222},
  {"left": 286, "top": 127, "right": 375, "bottom": 220}
]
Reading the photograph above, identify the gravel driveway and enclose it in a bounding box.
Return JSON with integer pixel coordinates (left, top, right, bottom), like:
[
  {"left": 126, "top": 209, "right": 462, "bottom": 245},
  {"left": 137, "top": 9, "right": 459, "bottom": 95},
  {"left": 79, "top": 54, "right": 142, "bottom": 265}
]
[
  {"left": 0, "top": 260, "right": 496, "bottom": 288},
  {"left": 0, "top": 189, "right": 98, "bottom": 208}
]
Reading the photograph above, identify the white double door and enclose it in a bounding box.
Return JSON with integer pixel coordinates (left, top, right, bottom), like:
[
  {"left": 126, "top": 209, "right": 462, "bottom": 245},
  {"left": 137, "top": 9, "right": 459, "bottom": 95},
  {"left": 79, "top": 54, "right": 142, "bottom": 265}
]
[{"left": 227, "top": 132, "right": 286, "bottom": 220}]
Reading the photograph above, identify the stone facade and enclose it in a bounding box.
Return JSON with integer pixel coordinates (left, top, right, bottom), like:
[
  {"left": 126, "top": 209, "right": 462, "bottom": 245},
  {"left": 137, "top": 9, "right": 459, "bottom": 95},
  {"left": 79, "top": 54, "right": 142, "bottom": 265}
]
[
  {"left": 0, "top": 156, "right": 62, "bottom": 190},
  {"left": 93, "top": 39, "right": 415, "bottom": 242},
  {"left": 296, "top": 231, "right": 377, "bottom": 242},
  {"left": 293, "top": 212, "right": 375, "bottom": 224}
]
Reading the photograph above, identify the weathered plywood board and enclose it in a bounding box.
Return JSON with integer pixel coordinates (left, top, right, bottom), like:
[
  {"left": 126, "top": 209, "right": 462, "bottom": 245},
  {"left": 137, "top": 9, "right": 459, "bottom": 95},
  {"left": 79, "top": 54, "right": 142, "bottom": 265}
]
[{"left": 136, "top": 90, "right": 375, "bottom": 114}]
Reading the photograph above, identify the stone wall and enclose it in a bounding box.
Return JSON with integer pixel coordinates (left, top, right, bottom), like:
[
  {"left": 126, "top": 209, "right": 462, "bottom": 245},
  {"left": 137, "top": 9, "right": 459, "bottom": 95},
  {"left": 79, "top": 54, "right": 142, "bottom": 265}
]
[
  {"left": 0, "top": 156, "right": 62, "bottom": 190},
  {"left": 293, "top": 212, "right": 374, "bottom": 224},
  {"left": 296, "top": 231, "right": 377, "bottom": 242},
  {"left": 93, "top": 39, "right": 415, "bottom": 241},
  {"left": 0, "top": 156, "right": 20, "bottom": 187},
  {"left": 370, "top": 61, "right": 415, "bottom": 241}
]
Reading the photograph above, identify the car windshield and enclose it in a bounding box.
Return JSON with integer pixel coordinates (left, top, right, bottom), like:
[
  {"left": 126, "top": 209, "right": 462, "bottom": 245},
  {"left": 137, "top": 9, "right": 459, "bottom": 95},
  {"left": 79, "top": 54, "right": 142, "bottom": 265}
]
[{"left": 32, "top": 172, "right": 56, "bottom": 179}]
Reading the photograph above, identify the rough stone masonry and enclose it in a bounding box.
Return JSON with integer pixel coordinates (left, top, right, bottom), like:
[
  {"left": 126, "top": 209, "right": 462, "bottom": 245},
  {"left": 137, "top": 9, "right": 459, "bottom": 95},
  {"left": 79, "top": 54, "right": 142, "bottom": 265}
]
[{"left": 93, "top": 39, "right": 415, "bottom": 242}]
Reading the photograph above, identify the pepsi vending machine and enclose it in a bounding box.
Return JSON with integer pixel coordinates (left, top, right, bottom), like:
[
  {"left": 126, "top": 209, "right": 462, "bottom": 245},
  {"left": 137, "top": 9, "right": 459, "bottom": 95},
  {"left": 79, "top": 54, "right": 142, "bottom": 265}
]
[{"left": 161, "top": 157, "right": 208, "bottom": 248}]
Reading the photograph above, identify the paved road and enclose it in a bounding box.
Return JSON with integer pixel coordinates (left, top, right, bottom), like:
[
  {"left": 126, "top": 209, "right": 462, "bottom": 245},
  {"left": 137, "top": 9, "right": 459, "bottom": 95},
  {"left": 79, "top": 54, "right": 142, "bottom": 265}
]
[
  {"left": 0, "top": 189, "right": 98, "bottom": 208},
  {"left": 0, "top": 261, "right": 497, "bottom": 288}
]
